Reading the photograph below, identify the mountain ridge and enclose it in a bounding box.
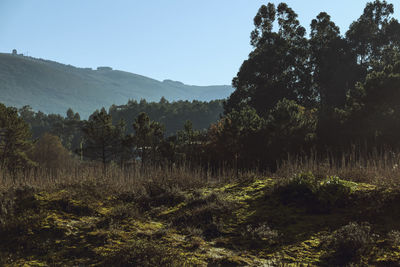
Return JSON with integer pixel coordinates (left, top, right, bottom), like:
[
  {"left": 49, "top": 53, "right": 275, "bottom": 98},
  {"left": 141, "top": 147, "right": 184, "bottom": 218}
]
[{"left": 0, "top": 53, "right": 233, "bottom": 118}]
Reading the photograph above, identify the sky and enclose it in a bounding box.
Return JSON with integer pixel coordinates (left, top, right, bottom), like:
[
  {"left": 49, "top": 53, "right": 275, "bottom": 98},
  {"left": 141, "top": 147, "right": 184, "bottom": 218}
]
[{"left": 0, "top": 0, "right": 398, "bottom": 86}]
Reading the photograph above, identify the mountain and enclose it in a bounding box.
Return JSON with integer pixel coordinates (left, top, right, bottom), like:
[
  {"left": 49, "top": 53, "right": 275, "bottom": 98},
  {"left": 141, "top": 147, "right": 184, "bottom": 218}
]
[{"left": 0, "top": 53, "right": 233, "bottom": 118}]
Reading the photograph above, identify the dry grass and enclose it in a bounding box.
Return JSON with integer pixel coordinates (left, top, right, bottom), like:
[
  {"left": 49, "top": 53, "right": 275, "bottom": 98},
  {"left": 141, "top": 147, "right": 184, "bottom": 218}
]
[
  {"left": 2, "top": 155, "right": 400, "bottom": 265},
  {"left": 3, "top": 149, "right": 400, "bottom": 192},
  {"left": 275, "top": 150, "right": 400, "bottom": 187},
  {"left": 0, "top": 162, "right": 240, "bottom": 194}
]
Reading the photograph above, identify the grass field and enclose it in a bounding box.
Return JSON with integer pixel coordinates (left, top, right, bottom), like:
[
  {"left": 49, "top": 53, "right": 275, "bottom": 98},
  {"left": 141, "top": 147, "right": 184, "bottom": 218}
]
[{"left": 1, "top": 159, "right": 400, "bottom": 266}]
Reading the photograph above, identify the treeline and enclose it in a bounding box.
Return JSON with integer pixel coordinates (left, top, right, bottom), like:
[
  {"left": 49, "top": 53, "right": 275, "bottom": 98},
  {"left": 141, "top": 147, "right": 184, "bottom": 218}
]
[
  {"left": 0, "top": 99, "right": 223, "bottom": 171},
  {"left": 109, "top": 98, "right": 223, "bottom": 136},
  {"left": 0, "top": 102, "right": 210, "bottom": 172},
  {"left": 18, "top": 99, "right": 223, "bottom": 151},
  {"left": 3, "top": 1, "right": 400, "bottom": 173},
  {"left": 215, "top": 0, "right": 400, "bottom": 169}
]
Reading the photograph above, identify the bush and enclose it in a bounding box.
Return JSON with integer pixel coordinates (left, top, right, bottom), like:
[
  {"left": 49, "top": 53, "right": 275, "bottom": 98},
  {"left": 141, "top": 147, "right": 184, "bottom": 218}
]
[
  {"left": 137, "top": 180, "right": 186, "bottom": 211},
  {"left": 274, "top": 172, "right": 318, "bottom": 205},
  {"left": 242, "top": 223, "right": 280, "bottom": 247},
  {"left": 317, "top": 176, "right": 351, "bottom": 210},
  {"left": 274, "top": 173, "right": 352, "bottom": 212},
  {"left": 322, "top": 222, "right": 377, "bottom": 265}
]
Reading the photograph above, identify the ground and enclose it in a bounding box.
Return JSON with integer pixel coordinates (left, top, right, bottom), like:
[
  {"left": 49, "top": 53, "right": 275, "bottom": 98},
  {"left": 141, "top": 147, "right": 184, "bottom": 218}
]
[{"left": 1, "top": 173, "right": 400, "bottom": 266}]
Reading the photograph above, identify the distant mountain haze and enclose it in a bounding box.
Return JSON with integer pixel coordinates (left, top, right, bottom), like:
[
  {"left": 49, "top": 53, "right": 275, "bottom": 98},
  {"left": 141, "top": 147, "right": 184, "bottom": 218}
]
[{"left": 0, "top": 53, "right": 233, "bottom": 117}]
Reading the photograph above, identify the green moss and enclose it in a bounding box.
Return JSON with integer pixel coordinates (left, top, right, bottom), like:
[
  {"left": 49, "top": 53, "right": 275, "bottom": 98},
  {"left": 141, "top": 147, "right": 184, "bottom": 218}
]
[
  {"left": 3, "top": 176, "right": 400, "bottom": 265},
  {"left": 159, "top": 201, "right": 186, "bottom": 216},
  {"left": 8, "top": 259, "right": 48, "bottom": 267}
]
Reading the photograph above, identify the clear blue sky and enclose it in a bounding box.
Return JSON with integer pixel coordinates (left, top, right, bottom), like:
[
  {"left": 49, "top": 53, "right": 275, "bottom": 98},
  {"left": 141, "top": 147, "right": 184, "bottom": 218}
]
[{"left": 0, "top": 0, "right": 398, "bottom": 86}]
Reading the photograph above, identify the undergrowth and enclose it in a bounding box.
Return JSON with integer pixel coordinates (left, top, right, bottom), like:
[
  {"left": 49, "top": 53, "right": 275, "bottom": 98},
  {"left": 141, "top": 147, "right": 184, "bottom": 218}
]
[{"left": 1, "top": 163, "right": 400, "bottom": 265}]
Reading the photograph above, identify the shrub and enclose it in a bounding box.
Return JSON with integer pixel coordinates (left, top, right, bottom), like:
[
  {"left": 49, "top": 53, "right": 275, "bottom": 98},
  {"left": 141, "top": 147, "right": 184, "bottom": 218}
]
[
  {"left": 29, "top": 132, "right": 74, "bottom": 170},
  {"left": 137, "top": 180, "right": 186, "bottom": 211},
  {"left": 317, "top": 176, "right": 351, "bottom": 210},
  {"left": 322, "top": 222, "right": 377, "bottom": 265},
  {"left": 242, "top": 223, "right": 280, "bottom": 247},
  {"left": 274, "top": 172, "right": 318, "bottom": 205},
  {"left": 274, "top": 173, "right": 352, "bottom": 212}
]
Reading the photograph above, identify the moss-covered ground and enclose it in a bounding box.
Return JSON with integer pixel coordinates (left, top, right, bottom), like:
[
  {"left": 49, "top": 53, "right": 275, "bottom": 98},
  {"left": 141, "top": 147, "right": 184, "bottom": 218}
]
[{"left": 1, "top": 174, "right": 400, "bottom": 266}]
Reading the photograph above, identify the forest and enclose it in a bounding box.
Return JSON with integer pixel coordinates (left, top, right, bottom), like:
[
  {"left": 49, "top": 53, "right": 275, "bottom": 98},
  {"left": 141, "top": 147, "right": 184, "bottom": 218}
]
[{"left": 2, "top": 1, "right": 400, "bottom": 266}]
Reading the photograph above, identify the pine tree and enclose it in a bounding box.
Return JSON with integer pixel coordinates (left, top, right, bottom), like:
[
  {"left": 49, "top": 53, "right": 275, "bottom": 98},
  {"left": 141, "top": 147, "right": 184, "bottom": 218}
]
[
  {"left": 81, "top": 108, "right": 124, "bottom": 170},
  {"left": 0, "top": 103, "right": 34, "bottom": 171}
]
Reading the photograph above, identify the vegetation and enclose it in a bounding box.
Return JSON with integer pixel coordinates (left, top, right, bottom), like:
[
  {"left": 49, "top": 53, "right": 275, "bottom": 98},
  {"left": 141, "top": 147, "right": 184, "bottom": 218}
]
[
  {"left": 2, "top": 165, "right": 400, "bottom": 265},
  {"left": 0, "top": 103, "right": 34, "bottom": 171},
  {"left": 2, "top": 0, "right": 400, "bottom": 265},
  {"left": 19, "top": 99, "right": 223, "bottom": 152}
]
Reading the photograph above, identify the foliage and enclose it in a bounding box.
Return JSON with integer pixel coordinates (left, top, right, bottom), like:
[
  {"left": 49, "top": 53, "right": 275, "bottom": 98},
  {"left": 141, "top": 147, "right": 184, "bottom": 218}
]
[
  {"left": 344, "top": 61, "right": 400, "bottom": 147},
  {"left": 7, "top": 1, "right": 400, "bottom": 174},
  {"left": 225, "top": 3, "right": 313, "bottom": 115},
  {"left": 81, "top": 108, "right": 125, "bottom": 169},
  {"left": 220, "top": 0, "right": 400, "bottom": 170},
  {"left": 2, "top": 167, "right": 400, "bottom": 265},
  {"left": 346, "top": 0, "right": 398, "bottom": 70},
  {"left": 132, "top": 112, "right": 165, "bottom": 167},
  {"left": 110, "top": 98, "right": 224, "bottom": 136},
  {"left": 207, "top": 106, "right": 265, "bottom": 169},
  {"left": 0, "top": 103, "right": 34, "bottom": 171},
  {"left": 274, "top": 173, "right": 352, "bottom": 213},
  {"left": 322, "top": 222, "right": 377, "bottom": 265},
  {"left": 264, "top": 99, "right": 317, "bottom": 164},
  {"left": 242, "top": 223, "right": 280, "bottom": 247},
  {"left": 21, "top": 98, "right": 223, "bottom": 153},
  {"left": 20, "top": 106, "right": 83, "bottom": 152},
  {"left": 28, "top": 132, "right": 73, "bottom": 170}
]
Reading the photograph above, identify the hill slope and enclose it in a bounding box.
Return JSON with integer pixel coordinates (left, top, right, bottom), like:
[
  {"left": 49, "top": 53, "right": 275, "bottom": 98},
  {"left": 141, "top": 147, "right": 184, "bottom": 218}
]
[
  {"left": 0, "top": 53, "right": 233, "bottom": 117},
  {"left": 1, "top": 172, "right": 400, "bottom": 266}
]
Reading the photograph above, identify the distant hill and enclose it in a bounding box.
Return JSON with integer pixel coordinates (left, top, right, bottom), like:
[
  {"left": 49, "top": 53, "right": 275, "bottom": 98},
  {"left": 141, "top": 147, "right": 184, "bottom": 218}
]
[{"left": 0, "top": 53, "right": 233, "bottom": 117}]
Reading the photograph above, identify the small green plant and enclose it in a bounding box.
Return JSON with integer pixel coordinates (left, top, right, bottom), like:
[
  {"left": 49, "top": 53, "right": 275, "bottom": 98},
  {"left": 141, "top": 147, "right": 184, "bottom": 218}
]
[{"left": 317, "top": 176, "right": 351, "bottom": 209}]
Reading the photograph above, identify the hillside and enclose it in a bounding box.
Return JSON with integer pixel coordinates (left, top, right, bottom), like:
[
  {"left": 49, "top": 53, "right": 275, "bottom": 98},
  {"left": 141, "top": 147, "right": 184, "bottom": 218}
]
[
  {"left": 2, "top": 170, "right": 400, "bottom": 266},
  {"left": 0, "top": 53, "right": 233, "bottom": 117}
]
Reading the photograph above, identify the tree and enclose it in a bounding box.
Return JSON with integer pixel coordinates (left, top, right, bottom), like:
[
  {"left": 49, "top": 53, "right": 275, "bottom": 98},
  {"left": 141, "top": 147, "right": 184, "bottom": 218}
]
[
  {"left": 310, "top": 12, "right": 359, "bottom": 108},
  {"left": 29, "top": 133, "right": 72, "bottom": 170},
  {"left": 346, "top": 0, "right": 399, "bottom": 70},
  {"left": 176, "top": 120, "right": 203, "bottom": 163},
  {"left": 264, "top": 99, "right": 317, "bottom": 163},
  {"left": 207, "top": 107, "right": 265, "bottom": 171},
  {"left": 81, "top": 108, "right": 124, "bottom": 170},
  {"left": 0, "top": 103, "right": 34, "bottom": 171},
  {"left": 52, "top": 108, "right": 82, "bottom": 151},
  {"left": 133, "top": 112, "right": 165, "bottom": 167},
  {"left": 225, "top": 3, "right": 314, "bottom": 116},
  {"left": 308, "top": 12, "right": 362, "bottom": 150},
  {"left": 344, "top": 61, "right": 400, "bottom": 147}
]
